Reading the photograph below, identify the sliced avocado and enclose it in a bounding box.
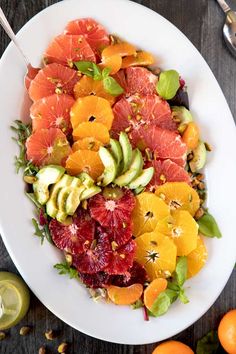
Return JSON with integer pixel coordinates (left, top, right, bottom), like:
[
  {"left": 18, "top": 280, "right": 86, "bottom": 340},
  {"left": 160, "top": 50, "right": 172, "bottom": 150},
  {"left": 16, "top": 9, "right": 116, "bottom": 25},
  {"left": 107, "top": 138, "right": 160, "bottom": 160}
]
[
  {"left": 189, "top": 141, "right": 207, "bottom": 173},
  {"left": 33, "top": 165, "right": 65, "bottom": 205},
  {"left": 134, "top": 186, "right": 145, "bottom": 195},
  {"left": 56, "top": 210, "right": 68, "bottom": 223},
  {"left": 129, "top": 167, "right": 154, "bottom": 189},
  {"left": 80, "top": 185, "right": 101, "bottom": 200},
  {"left": 46, "top": 175, "right": 73, "bottom": 218},
  {"left": 114, "top": 149, "right": 143, "bottom": 186},
  {"left": 77, "top": 172, "right": 94, "bottom": 188},
  {"left": 119, "top": 132, "right": 132, "bottom": 173},
  {"left": 109, "top": 138, "right": 123, "bottom": 173},
  {"left": 66, "top": 185, "right": 85, "bottom": 215},
  {"left": 172, "top": 106, "right": 193, "bottom": 133},
  {"left": 98, "top": 146, "right": 117, "bottom": 186}
]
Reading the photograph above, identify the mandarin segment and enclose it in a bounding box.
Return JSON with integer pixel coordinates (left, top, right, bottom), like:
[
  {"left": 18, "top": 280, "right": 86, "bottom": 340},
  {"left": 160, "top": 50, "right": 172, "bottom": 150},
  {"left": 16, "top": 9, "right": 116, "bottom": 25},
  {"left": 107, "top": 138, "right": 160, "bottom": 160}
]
[
  {"left": 101, "top": 43, "right": 136, "bottom": 74},
  {"left": 65, "top": 149, "right": 104, "bottom": 180},
  {"left": 131, "top": 192, "right": 170, "bottom": 237},
  {"left": 187, "top": 235, "right": 208, "bottom": 278},
  {"left": 135, "top": 231, "right": 177, "bottom": 280},
  {"left": 72, "top": 137, "right": 103, "bottom": 152},
  {"left": 107, "top": 284, "right": 143, "bottom": 305},
  {"left": 121, "top": 51, "right": 155, "bottom": 68},
  {"left": 70, "top": 96, "right": 114, "bottom": 130},
  {"left": 74, "top": 76, "right": 115, "bottom": 105},
  {"left": 72, "top": 122, "right": 110, "bottom": 143},
  {"left": 155, "top": 210, "right": 198, "bottom": 256},
  {"left": 155, "top": 182, "right": 200, "bottom": 216},
  {"left": 144, "top": 278, "right": 167, "bottom": 310}
]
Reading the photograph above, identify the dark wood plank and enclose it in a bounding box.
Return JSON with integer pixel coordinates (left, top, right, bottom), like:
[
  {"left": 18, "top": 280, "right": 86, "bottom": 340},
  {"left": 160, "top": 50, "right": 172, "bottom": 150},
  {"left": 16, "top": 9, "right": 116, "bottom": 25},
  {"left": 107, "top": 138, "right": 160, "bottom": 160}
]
[{"left": 0, "top": 0, "right": 235, "bottom": 353}]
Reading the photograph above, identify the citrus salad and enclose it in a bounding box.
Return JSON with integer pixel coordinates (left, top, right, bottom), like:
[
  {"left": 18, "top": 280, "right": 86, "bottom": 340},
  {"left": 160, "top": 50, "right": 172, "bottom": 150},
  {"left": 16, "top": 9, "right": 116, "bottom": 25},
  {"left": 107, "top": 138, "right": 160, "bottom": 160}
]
[{"left": 12, "top": 18, "right": 222, "bottom": 318}]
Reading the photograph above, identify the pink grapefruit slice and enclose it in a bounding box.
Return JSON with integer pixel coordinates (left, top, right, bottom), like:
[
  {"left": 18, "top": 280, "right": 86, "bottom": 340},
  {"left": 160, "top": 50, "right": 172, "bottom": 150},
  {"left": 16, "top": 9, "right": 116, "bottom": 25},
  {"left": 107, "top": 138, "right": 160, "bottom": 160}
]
[{"left": 125, "top": 67, "right": 157, "bottom": 96}]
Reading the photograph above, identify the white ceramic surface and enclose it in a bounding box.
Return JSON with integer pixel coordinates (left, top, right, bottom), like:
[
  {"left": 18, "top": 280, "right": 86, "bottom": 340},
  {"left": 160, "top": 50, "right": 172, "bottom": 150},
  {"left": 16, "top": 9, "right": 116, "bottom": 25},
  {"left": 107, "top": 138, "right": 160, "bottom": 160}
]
[{"left": 0, "top": 0, "right": 236, "bottom": 345}]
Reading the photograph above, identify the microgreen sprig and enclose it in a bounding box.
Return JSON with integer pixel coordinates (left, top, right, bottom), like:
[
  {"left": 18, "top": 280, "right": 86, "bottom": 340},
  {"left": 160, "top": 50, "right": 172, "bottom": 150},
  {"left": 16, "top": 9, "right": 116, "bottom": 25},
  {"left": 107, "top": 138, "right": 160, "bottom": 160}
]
[{"left": 54, "top": 262, "right": 79, "bottom": 279}]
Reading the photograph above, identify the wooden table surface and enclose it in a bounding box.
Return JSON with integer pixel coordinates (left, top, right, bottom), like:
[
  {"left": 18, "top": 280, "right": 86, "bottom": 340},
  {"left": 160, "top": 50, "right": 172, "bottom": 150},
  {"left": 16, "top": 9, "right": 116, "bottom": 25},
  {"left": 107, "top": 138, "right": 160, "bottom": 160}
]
[{"left": 0, "top": 0, "right": 236, "bottom": 353}]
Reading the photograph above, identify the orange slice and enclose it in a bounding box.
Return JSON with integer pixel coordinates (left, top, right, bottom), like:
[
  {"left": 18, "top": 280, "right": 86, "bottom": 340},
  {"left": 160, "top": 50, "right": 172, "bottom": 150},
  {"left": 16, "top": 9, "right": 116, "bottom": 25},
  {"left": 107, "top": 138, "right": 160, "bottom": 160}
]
[
  {"left": 187, "top": 235, "right": 208, "bottom": 278},
  {"left": 74, "top": 76, "right": 115, "bottom": 105},
  {"left": 155, "top": 182, "right": 200, "bottom": 216},
  {"left": 131, "top": 192, "right": 170, "bottom": 237},
  {"left": 72, "top": 137, "right": 103, "bottom": 152},
  {"left": 182, "top": 122, "right": 200, "bottom": 150},
  {"left": 101, "top": 42, "right": 136, "bottom": 74},
  {"left": 107, "top": 284, "right": 143, "bottom": 305},
  {"left": 66, "top": 149, "right": 104, "bottom": 180},
  {"left": 144, "top": 278, "right": 168, "bottom": 310},
  {"left": 121, "top": 51, "right": 155, "bottom": 68},
  {"left": 70, "top": 96, "right": 114, "bottom": 130},
  {"left": 72, "top": 122, "right": 110, "bottom": 144},
  {"left": 135, "top": 231, "right": 177, "bottom": 280},
  {"left": 155, "top": 210, "right": 198, "bottom": 256}
]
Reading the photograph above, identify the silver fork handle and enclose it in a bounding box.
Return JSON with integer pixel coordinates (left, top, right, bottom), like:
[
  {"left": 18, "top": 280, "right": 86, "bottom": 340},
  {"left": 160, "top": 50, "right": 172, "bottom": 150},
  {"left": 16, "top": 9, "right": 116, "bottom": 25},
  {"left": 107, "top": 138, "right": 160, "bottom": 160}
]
[
  {"left": 0, "top": 6, "right": 29, "bottom": 65},
  {"left": 216, "top": 0, "right": 231, "bottom": 13}
]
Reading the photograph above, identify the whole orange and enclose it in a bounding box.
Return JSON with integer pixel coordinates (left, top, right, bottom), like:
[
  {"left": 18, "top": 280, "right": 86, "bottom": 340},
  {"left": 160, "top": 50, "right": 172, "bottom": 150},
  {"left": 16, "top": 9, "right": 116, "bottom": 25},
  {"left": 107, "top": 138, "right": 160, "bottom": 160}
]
[
  {"left": 152, "top": 340, "right": 194, "bottom": 354},
  {"left": 218, "top": 309, "right": 236, "bottom": 354}
]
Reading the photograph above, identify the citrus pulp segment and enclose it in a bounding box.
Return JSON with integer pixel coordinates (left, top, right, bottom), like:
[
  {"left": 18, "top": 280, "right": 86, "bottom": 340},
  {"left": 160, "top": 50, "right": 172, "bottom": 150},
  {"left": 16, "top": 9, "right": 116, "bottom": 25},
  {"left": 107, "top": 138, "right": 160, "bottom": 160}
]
[
  {"left": 28, "top": 63, "right": 79, "bottom": 101},
  {"left": 155, "top": 210, "right": 198, "bottom": 256},
  {"left": 64, "top": 18, "right": 110, "bottom": 55},
  {"left": 107, "top": 284, "right": 143, "bottom": 305},
  {"left": 65, "top": 149, "right": 104, "bottom": 180},
  {"left": 30, "top": 94, "right": 74, "bottom": 135},
  {"left": 187, "top": 235, "right": 208, "bottom": 278},
  {"left": 44, "top": 34, "right": 96, "bottom": 67},
  {"left": 70, "top": 96, "right": 114, "bottom": 130},
  {"left": 26, "top": 128, "right": 71, "bottom": 167},
  {"left": 72, "top": 137, "right": 103, "bottom": 152},
  {"left": 134, "top": 231, "right": 177, "bottom": 280},
  {"left": 72, "top": 121, "right": 110, "bottom": 144},
  {"left": 131, "top": 192, "right": 170, "bottom": 237},
  {"left": 105, "top": 239, "right": 136, "bottom": 275},
  {"left": 121, "top": 51, "right": 155, "bottom": 68},
  {"left": 155, "top": 182, "right": 200, "bottom": 216},
  {"left": 143, "top": 278, "right": 168, "bottom": 310},
  {"left": 125, "top": 66, "right": 157, "bottom": 96},
  {"left": 74, "top": 75, "right": 115, "bottom": 105}
]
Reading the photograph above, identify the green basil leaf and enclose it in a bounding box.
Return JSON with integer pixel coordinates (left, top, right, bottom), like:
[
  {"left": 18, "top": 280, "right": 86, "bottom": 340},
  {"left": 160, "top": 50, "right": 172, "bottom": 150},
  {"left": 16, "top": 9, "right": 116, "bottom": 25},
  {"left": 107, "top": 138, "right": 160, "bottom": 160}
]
[
  {"left": 175, "top": 256, "right": 188, "bottom": 286},
  {"left": 167, "top": 282, "right": 179, "bottom": 292},
  {"left": 103, "top": 76, "right": 124, "bottom": 96},
  {"left": 74, "top": 61, "right": 102, "bottom": 80},
  {"left": 165, "top": 288, "right": 179, "bottom": 304},
  {"left": 196, "top": 330, "right": 220, "bottom": 354},
  {"left": 102, "top": 67, "right": 111, "bottom": 78},
  {"left": 92, "top": 63, "right": 102, "bottom": 80},
  {"left": 150, "top": 291, "right": 171, "bottom": 317},
  {"left": 197, "top": 212, "right": 222, "bottom": 238},
  {"left": 131, "top": 299, "right": 143, "bottom": 310},
  {"left": 156, "top": 69, "right": 180, "bottom": 100},
  {"left": 179, "top": 289, "right": 189, "bottom": 304}
]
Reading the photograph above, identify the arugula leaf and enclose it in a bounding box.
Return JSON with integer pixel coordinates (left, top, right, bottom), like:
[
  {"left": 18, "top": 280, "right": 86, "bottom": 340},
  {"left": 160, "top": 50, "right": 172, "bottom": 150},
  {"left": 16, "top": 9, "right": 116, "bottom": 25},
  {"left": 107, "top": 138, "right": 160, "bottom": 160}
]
[
  {"left": 196, "top": 330, "right": 220, "bottom": 354},
  {"left": 175, "top": 256, "right": 187, "bottom": 286},
  {"left": 197, "top": 212, "right": 222, "bottom": 238},
  {"left": 32, "top": 218, "right": 52, "bottom": 245},
  {"left": 156, "top": 70, "right": 180, "bottom": 100},
  {"left": 103, "top": 76, "right": 124, "bottom": 96},
  {"left": 150, "top": 291, "right": 171, "bottom": 316},
  {"left": 26, "top": 192, "right": 42, "bottom": 209},
  {"left": 54, "top": 262, "right": 78, "bottom": 279}
]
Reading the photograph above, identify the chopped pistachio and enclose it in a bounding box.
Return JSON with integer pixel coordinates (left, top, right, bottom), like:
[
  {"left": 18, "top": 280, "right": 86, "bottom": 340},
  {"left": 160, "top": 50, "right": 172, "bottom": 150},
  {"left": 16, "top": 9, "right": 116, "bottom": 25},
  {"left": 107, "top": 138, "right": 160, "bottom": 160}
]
[
  {"left": 39, "top": 347, "right": 46, "bottom": 354},
  {"left": 0, "top": 332, "right": 6, "bottom": 341},
  {"left": 45, "top": 329, "right": 54, "bottom": 340},
  {"left": 58, "top": 342, "right": 68, "bottom": 353},
  {"left": 19, "top": 326, "right": 31, "bottom": 336},
  {"left": 23, "top": 175, "right": 37, "bottom": 184}
]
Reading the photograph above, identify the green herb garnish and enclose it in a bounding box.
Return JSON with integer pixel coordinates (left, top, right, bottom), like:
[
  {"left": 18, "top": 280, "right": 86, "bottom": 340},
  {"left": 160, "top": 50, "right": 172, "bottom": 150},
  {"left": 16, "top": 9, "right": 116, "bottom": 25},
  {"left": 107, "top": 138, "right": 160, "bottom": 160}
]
[
  {"left": 197, "top": 211, "right": 222, "bottom": 238},
  {"left": 150, "top": 257, "right": 189, "bottom": 317},
  {"left": 156, "top": 70, "right": 180, "bottom": 100},
  {"left": 54, "top": 262, "right": 78, "bottom": 279},
  {"left": 131, "top": 299, "right": 144, "bottom": 310},
  {"left": 196, "top": 330, "right": 220, "bottom": 354},
  {"left": 74, "top": 61, "right": 124, "bottom": 96},
  {"left": 32, "top": 218, "right": 52, "bottom": 245}
]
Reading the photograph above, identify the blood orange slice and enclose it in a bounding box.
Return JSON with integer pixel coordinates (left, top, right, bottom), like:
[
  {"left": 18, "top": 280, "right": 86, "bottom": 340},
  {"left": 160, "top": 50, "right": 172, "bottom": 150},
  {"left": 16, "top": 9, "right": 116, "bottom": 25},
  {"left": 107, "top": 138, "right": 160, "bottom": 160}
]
[
  {"left": 111, "top": 261, "right": 147, "bottom": 287},
  {"left": 141, "top": 126, "right": 187, "bottom": 166},
  {"left": 105, "top": 239, "right": 136, "bottom": 275},
  {"left": 106, "top": 221, "right": 133, "bottom": 247},
  {"left": 26, "top": 128, "right": 71, "bottom": 167},
  {"left": 44, "top": 34, "right": 96, "bottom": 67},
  {"left": 30, "top": 94, "right": 74, "bottom": 135},
  {"left": 49, "top": 209, "right": 95, "bottom": 254},
  {"left": 111, "top": 94, "right": 176, "bottom": 145},
  {"left": 146, "top": 159, "right": 191, "bottom": 191},
  {"left": 29, "top": 63, "right": 79, "bottom": 102},
  {"left": 64, "top": 18, "right": 110, "bottom": 55},
  {"left": 79, "top": 272, "right": 111, "bottom": 289},
  {"left": 125, "top": 67, "right": 157, "bottom": 96},
  {"left": 89, "top": 187, "right": 136, "bottom": 229}
]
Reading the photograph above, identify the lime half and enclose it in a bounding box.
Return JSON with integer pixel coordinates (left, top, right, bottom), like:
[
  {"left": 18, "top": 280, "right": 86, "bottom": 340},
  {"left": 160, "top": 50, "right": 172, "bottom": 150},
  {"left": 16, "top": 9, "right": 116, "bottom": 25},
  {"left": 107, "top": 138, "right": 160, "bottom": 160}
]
[{"left": 0, "top": 272, "right": 30, "bottom": 330}]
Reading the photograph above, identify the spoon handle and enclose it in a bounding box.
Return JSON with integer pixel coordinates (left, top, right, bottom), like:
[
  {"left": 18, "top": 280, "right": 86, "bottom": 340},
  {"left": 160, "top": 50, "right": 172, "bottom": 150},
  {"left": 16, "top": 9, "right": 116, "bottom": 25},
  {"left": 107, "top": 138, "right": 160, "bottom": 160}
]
[
  {"left": 216, "top": 0, "right": 231, "bottom": 13},
  {"left": 0, "top": 6, "right": 29, "bottom": 65}
]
